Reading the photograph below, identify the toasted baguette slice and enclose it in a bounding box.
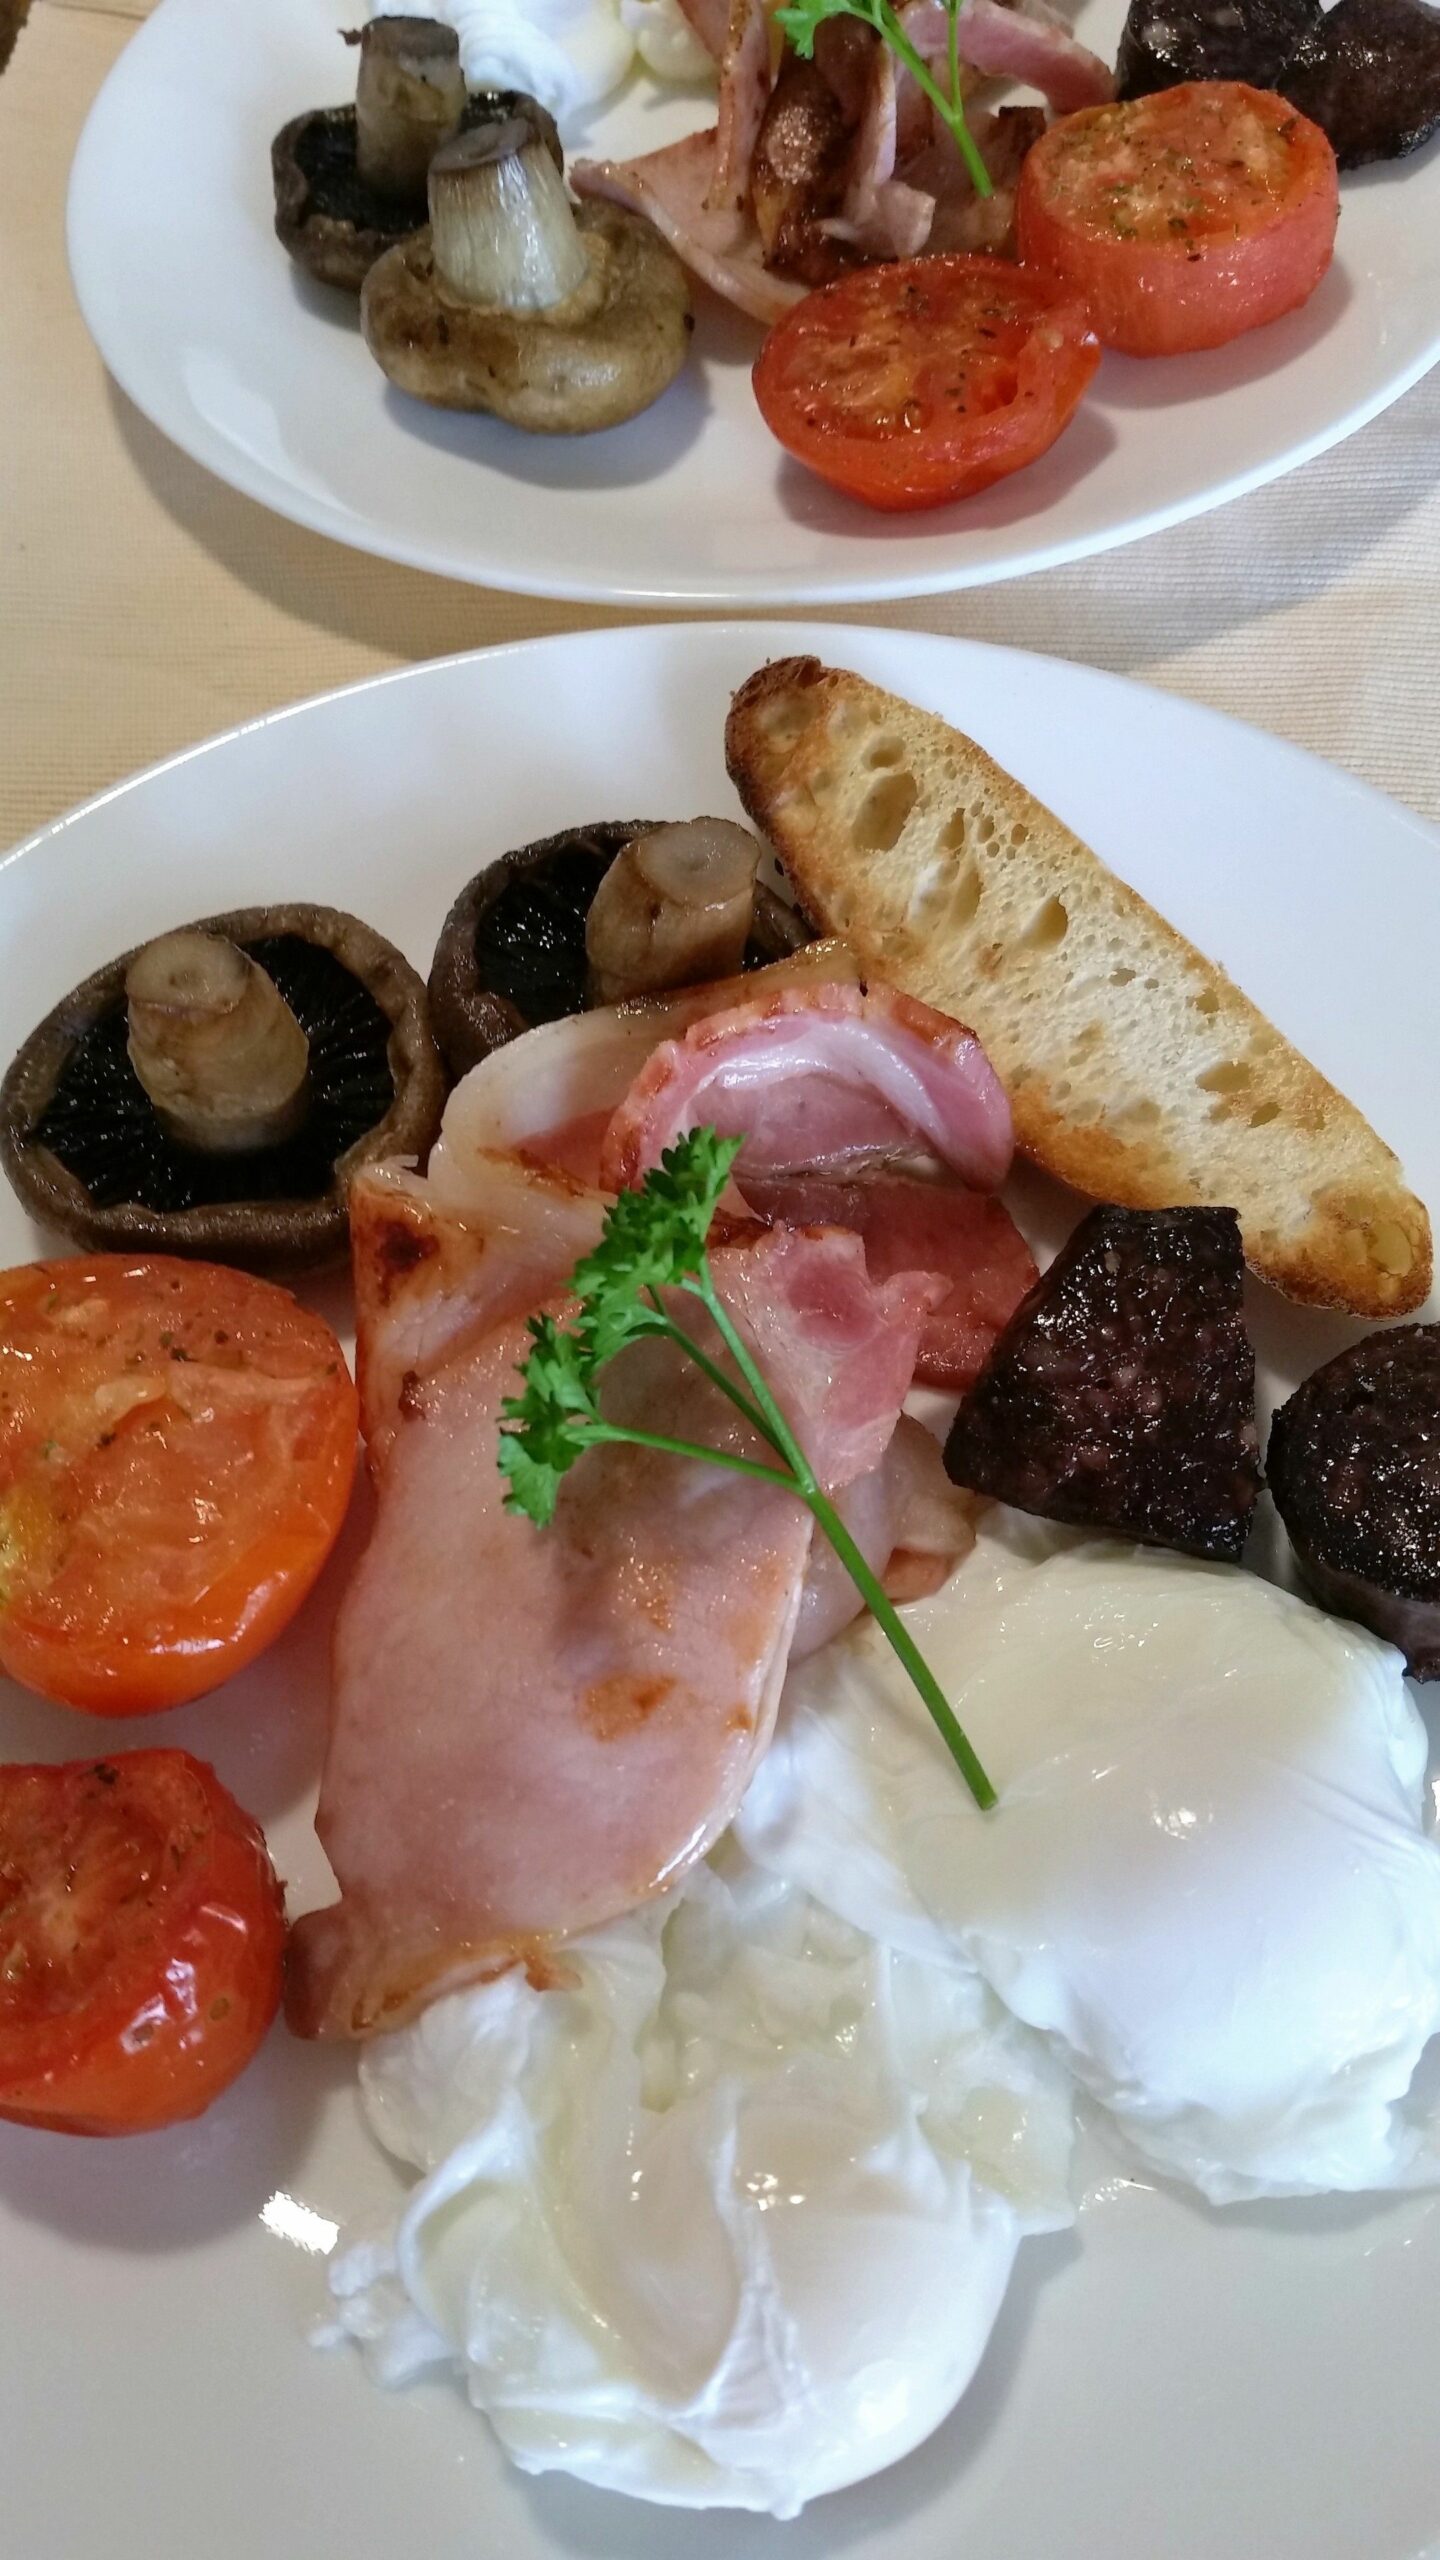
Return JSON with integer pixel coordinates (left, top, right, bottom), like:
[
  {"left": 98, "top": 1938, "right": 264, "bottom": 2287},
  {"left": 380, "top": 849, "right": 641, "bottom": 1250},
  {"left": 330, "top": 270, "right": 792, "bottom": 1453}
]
[{"left": 726, "top": 657, "right": 1430, "bottom": 1319}]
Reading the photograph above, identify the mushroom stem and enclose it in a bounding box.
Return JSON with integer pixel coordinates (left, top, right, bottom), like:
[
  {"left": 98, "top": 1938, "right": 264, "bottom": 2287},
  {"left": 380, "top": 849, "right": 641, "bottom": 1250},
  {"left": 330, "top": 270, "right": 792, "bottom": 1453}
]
[
  {"left": 586, "top": 821, "right": 763, "bottom": 1006},
  {"left": 355, "top": 16, "right": 466, "bottom": 202},
  {"left": 126, "top": 933, "right": 311, "bottom": 1155},
  {"left": 429, "top": 121, "right": 589, "bottom": 312}
]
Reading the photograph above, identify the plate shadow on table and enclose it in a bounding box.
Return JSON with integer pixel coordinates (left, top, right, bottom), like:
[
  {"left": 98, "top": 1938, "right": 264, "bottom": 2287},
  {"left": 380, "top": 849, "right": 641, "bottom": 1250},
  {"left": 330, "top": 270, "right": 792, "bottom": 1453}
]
[
  {"left": 519, "top": 2225, "right": 1081, "bottom": 2560},
  {"left": 105, "top": 379, "right": 634, "bottom": 658},
  {"left": 862, "top": 364, "right": 1439, "bottom": 672},
  {"left": 107, "top": 324, "right": 1438, "bottom": 685}
]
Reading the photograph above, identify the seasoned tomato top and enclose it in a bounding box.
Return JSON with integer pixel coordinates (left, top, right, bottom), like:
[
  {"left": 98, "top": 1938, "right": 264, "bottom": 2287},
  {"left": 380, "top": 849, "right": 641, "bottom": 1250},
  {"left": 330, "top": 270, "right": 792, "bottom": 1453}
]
[
  {"left": 1025, "top": 83, "right": 1327, "bottom": 246},
  {"left": 0, "top": 1255, "right": 357, "bottom": 1711}
]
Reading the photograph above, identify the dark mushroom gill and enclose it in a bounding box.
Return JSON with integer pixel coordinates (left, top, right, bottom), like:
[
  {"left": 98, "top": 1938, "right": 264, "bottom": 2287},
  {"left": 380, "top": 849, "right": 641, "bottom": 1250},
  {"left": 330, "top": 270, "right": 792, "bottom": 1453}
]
[
  {"left": 288, "top": 108, "right": 423, "bottom": 232},
  {"left": 476, "top": 834, "right": 809, "bottom": 1027},
  {"left": 476, "top": 838, "right": 620, "bottom": 1027},
  {"left": 431, "top": 820, "right": 816, "bottom": 1078},
  {"left": 32, "top": 937, "right": 396, "bottom": 1213}
]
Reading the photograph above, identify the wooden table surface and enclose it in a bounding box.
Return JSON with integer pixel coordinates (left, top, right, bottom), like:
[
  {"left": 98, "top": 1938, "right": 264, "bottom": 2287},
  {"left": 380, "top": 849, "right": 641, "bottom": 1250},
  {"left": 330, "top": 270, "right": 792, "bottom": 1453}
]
[{"left": 3, "top": 0, "right": 1437, "bottom": 849}]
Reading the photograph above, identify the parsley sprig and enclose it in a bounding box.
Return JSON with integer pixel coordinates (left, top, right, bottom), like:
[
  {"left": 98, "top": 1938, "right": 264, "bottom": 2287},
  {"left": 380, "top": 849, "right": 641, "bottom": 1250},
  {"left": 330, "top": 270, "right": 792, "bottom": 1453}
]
[
  {"left": 774, "top": 0, "right": 993, "bottom": 201},
  {"left": 499, "top": 1128, "right": 996, "bottom": 1811}
]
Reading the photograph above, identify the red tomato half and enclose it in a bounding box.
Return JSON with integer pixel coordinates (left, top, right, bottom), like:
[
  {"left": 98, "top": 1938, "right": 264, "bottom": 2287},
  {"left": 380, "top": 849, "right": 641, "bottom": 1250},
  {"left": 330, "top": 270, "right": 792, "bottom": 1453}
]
[
  {"left": 0, "top": 1256, "right": 357, "bottom": 1714},
  {"left": 752, "top": 255, "right": 1100, "bottom": 513},
  {"left": 1016, "top": 82, "right": 1339, "bottom": 356},
  {"left": 0, "top": 1751, "right": 285, "bottom": 2136}
]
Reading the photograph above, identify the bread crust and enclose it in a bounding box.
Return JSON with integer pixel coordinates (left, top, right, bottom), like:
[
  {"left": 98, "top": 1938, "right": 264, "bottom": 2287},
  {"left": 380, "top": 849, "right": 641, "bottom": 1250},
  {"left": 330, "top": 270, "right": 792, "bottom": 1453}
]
[{"left": 725, "top": 656, "right": 1431, "bottom": 1319}]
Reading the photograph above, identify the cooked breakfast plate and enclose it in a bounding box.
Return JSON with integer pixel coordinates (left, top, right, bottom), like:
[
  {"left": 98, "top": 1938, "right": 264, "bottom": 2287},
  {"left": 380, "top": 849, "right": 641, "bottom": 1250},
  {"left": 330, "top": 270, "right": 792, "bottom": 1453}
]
[
  {"left": 4, "top": 621, "right": 1440, "bottom": 2560},
  {"left": 66, "top": 0, "right": 1440, "bottom": 604}
]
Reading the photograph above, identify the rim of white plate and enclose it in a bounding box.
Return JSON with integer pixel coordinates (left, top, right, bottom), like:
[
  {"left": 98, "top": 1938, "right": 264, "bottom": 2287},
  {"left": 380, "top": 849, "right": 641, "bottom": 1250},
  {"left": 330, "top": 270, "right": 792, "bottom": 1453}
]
[
  {"left": 7, "top": 622, "right": 1439, "bottom": 877},
  {"left": 62, "top": 0, "right": 1440, "bottom": 606}
]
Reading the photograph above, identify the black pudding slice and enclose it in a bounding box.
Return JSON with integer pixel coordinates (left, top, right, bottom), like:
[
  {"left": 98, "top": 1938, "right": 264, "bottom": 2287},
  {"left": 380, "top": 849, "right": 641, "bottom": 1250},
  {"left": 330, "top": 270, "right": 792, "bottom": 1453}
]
[
  {"left": 1117, "top": 0, "right": 1322, "bottom": 97},
  {"left": 944, "top": 1204, "right": 1261, "bottom": 1562},
  {"left": 1282, "top": 0, "right": 1440, "bottom": 168},
  {"left": 1269, "top": 1326, "right": 1440, "bottom": 1675}
]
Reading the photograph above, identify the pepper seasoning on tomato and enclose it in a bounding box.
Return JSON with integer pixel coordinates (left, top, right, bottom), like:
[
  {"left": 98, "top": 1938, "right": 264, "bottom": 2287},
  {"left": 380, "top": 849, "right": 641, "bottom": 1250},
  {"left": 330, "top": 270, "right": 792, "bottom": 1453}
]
[
  {"left": 0, "top": 1751, "right": 285, "bottom": 2136},
  {"left": 1016, "top": 82, "right": 1339, "bottom": 357},
  {"left": 752, "top": 254, "right": 1100, "bottom": 513},
  {"left": 0, "top": 1256, "right": 358, "bottom": 1716}
]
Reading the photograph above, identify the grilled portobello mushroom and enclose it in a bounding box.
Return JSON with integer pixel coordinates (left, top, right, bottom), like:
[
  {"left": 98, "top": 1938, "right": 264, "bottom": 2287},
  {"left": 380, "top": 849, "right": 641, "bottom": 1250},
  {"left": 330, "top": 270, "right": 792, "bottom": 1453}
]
[
  {"left": 1, "top": 905, "right": 445, "bottom": 1273},
  {"left": 428, "top": 820, "right": 811, "bottom": 1079}
]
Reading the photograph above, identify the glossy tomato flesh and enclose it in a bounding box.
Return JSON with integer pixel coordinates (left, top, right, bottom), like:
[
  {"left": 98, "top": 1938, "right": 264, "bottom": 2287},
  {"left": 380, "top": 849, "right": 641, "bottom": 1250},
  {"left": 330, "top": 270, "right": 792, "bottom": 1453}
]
[
  {"left": 0, "top": 1751, "right": 285, "bottom": 2135},
  {"left": 0, "top": 1256, "right": 357, "bottom": 1714},
  {"left": 752, "top": 255, "right": 1100, "bottom": 513},
  {"left": 1016, "top": 82, "right": 1339, "bottom": 356}
]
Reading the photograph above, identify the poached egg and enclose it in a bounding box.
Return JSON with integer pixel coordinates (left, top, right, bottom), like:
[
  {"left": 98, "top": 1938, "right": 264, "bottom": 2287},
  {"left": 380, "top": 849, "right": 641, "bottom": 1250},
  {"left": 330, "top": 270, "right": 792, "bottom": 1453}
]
[
  {"left": 618, "top": 0, "right": 716, "bottom": 80},
  {"left": 324, "top": 1528, "right": 1440, "bottom": 2509},
  {"left": 326, "top": 1853, "right": 1073, "bottom": 2516},
  {"left": 737, "top": 1539, "right": 1440, "bottom": 2205}
]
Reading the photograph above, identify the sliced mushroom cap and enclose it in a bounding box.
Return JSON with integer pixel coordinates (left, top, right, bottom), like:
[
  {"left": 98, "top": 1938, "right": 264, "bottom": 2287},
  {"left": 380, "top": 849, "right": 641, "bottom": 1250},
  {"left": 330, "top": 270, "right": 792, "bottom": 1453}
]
[
  {"left": 0, "top": 905, "right": 446, "bottom": 1273},
  {"left": 362, "top": 198, "right": 693, "bottom": 434},
  {"left": 428, "top": 824, "right": 813, "bottom": 1079}
]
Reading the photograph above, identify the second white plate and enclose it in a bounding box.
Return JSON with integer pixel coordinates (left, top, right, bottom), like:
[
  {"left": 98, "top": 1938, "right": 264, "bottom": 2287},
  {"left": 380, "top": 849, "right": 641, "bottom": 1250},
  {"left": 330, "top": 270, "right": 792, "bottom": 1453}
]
[{"left": 66, "top": 0, "right": 1440, "bottom": 605}]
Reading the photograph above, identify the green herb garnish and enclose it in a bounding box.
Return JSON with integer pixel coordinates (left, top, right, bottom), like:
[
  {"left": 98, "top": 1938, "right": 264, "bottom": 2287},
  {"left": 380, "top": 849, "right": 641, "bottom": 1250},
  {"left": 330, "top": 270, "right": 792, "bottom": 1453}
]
[
  {"left": 499, "top": 1128, "right": 996, "bottom": 1811},
  {"left": 774, "top": 0, "right": 993, "bottom": 201}
]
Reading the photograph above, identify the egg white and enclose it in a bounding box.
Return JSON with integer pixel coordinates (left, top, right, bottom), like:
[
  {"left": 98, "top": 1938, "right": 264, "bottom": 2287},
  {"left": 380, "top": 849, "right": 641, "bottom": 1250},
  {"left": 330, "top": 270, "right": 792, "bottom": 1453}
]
[
  {"left": 737, "top": 1537, "right": 1440, "bottom": 2206},
  {"left": 326, "top": 1851, "right": 1073, "bottom": 2516},
  {"left": 325, "top": 1522, "right": 1440, "bottom": 2506}
]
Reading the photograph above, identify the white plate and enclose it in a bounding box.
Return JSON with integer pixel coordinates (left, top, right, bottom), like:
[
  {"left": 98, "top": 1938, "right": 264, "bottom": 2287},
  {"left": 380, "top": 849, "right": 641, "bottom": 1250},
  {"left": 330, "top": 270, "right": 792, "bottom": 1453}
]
[
  {"left": 66, "top": 0, "right": 1440, "bottom": 606},
  {"left": 2, "top": 623, "right": 1439, "bottom": 2560}
]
